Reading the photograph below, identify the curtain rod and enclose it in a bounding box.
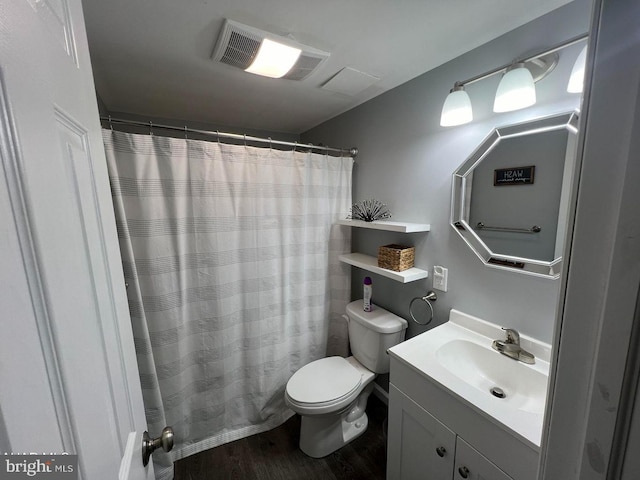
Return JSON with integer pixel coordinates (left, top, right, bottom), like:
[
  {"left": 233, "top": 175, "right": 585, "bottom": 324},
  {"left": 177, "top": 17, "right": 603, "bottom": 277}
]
[{"left": 100, "top": 116, "right": 358, "bottom": 158}]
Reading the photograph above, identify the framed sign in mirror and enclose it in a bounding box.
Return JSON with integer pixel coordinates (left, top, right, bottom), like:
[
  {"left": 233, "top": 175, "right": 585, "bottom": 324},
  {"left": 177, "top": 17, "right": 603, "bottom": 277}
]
[{"left": 451, "top": 112, "right": 579, "bottom": 278}]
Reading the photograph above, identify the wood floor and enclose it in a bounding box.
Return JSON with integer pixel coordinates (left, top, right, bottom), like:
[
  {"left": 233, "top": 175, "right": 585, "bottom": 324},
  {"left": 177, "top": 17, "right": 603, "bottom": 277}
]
[{"left": 174, "top": 395, "right": 388, "bottom": 480}]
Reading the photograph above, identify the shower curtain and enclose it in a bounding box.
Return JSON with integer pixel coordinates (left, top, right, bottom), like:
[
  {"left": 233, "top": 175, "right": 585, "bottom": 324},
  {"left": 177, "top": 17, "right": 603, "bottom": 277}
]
[{"left": 103, "top": 129, "right": 353, "bottom": 480}]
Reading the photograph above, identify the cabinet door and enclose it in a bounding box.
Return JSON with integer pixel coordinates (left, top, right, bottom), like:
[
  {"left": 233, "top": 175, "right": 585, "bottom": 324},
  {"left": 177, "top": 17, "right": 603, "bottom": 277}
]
[
  {"left": 388, "top": 384, "right": 456, "bottom": 479},
  {"left": 454, "top": 437, "right": 514, "bottom": 480}
]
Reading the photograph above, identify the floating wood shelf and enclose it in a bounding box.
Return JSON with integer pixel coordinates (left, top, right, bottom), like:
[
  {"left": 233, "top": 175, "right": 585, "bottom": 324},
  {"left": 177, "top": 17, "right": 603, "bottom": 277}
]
[
  {"left": 337, "top": 219, "right": 431, "bottom": 233},
  {"left": 339, "top": 253, "right": 429, "bottom": 283}
]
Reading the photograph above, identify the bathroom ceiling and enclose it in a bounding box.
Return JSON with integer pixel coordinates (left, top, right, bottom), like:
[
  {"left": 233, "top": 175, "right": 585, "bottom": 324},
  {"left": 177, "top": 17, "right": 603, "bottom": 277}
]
[{"left": 82, "top": 0, "right": 573, "bottom": 135}]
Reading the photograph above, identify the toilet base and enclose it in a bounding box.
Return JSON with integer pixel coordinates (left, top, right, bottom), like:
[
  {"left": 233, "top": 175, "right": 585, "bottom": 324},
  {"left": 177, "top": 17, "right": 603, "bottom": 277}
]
[{"left": 298, "top": 383, "right": 373, "bottom": 458}]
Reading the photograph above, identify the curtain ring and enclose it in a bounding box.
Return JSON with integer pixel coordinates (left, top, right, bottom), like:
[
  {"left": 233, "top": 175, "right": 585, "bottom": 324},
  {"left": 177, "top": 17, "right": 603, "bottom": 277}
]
[
  {"left": 216, "top": 130, "right": 221, "bottom": 145},
  {"left": 149, "top": 121, "right": 153, "bottom": 136},
  {"left": 409, "top": 291, "right": 437, "bottom": 326},
  {"left": 243, "top": 134, "right": 247, "bottom": 146},
  {"left": 108, "top": 115, "right": 113, "bottom": 131},
  {"left": 268, "top": 136, "right": 272, "bottom": 151},
  {"left": 292, "top": 141, "right": 298, "bottom": 153},
  {"left": 184, "top": 126, "right": 188, "bottom": 139}
]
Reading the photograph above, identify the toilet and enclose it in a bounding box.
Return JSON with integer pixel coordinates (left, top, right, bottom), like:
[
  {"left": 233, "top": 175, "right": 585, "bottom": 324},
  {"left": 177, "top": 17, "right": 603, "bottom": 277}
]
[{"left": 285, "top": 299, "right": 408, "bottom": 458}]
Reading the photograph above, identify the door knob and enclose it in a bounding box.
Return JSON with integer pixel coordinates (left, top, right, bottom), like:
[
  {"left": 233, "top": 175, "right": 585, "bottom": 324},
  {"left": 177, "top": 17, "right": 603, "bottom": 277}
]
[
  {"left": 142, "top": 426, "right": 174, "bottom": 466},
  {"left": 458, "top": 466, "right": 470, "bottom": 478},
  {"left": 436, "top": 446, "right": 447, "bottom": 457}
]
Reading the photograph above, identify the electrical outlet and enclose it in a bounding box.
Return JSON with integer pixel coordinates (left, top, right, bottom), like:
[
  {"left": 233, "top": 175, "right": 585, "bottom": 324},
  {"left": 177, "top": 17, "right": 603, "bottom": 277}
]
[{"left": 433, "top": 265, "right": 448, "bottom": 292}]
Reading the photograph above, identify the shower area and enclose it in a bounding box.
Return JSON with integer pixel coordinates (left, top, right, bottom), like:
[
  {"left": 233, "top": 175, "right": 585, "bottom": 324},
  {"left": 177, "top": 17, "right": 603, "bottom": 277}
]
[{"left": 102, "top": 123, "right": 354, "bottom": 479}]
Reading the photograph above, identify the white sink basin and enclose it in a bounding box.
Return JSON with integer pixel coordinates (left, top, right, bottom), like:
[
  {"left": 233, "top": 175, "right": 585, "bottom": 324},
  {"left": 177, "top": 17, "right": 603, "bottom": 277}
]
[
  {"left": 435, "top": 339, "right": 547, "bottom": 415},
  {"left": 388, "top": 309, "right": 551, "bottom": 447}
]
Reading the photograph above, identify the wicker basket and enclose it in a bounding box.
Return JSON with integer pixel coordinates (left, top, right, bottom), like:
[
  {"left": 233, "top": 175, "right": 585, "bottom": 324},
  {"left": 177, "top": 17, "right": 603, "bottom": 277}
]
[{"left": 377, "top": 244, "right": 415, "bottom": 272}]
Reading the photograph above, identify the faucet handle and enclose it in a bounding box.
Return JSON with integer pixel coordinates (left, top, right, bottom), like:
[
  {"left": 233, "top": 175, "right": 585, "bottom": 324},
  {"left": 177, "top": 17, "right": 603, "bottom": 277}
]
[{"left": 502, "top": 328, "right": 520, "bottom": 344}]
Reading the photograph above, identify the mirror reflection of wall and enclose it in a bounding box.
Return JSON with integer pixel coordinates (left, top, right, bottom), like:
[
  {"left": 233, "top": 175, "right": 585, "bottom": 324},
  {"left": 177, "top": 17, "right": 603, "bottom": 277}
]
[
  {"left": 451, "top": 112, "right": 579, "bottom": 278},
  {"left": 469, "top": 129, "right": 569, "bottom": 261}
]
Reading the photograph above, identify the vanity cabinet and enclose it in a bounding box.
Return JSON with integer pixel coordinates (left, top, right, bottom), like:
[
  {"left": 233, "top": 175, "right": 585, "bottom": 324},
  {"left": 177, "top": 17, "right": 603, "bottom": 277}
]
[
  {"left": 387, "top": 356, "right": 539, "bottom": 480},
  {"left": 388, "top": 385, "right": 514, "bottom": 480},
  {"left": 337, "top": 219, "right": 430, "bottom": 283}
]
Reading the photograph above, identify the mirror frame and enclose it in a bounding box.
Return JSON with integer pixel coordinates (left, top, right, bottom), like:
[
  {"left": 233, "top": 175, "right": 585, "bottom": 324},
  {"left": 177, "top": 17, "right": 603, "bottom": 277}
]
[{"left": 450, "top": 111, "right": 579, "bottom": 278}]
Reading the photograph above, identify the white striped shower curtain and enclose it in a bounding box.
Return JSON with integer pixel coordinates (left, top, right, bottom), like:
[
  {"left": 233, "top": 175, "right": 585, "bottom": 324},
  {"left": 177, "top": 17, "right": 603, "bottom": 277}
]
[{"left": 103, "top": 130, "right": 352, "bottom": 480}]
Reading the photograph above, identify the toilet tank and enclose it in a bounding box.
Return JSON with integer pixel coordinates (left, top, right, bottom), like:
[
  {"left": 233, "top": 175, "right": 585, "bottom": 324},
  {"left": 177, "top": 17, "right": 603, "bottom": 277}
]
[{"left": 346, "top": 300, "right": 408, "bottom": 373}]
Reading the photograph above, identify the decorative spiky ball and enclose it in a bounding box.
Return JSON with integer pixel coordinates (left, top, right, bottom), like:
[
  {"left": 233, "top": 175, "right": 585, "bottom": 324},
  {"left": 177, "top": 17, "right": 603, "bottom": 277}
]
[{"left": 347, "top": 199, "right": 392, "bottom": 222}]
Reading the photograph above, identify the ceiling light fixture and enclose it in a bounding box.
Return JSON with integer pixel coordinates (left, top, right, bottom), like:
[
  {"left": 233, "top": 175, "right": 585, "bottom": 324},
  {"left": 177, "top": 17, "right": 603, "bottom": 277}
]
[
  {"left": 212, "top": 20, "right": 330, "bottom": 82},
  {"left": 567, "top": 45, "right": 588, "bottom": 93},
  {"left": 440, "top": 84, "right": 473, "bottom": 126},
  {"left": 440, "top": 33, "right": 588, "bottom": 127},
  {"left": 245, "top": 39, "right": 302, "bottom": 79}
]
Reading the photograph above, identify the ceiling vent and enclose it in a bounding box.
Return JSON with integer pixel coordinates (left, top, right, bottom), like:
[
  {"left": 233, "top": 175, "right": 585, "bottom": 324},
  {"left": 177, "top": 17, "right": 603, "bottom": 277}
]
[{"left": 212, "top": 19, "right": 329, "bottom": 81}]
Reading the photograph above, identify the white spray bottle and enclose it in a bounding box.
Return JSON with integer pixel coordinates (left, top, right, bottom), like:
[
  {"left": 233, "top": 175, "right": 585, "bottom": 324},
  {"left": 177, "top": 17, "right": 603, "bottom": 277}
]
[{"left": 363, "top": 276, "right": 372, "bottom": 312}]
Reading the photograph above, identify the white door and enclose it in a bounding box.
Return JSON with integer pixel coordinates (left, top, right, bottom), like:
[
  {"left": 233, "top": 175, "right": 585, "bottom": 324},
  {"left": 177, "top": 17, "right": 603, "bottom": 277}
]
[{"left": 0, "top": 1, "right": 156, "bottom": 479}]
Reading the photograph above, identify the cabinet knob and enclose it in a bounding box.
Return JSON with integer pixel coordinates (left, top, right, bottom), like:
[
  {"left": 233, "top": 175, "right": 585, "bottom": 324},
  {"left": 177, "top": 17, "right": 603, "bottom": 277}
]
[
  {"left": 435, "top": 446, "right": 447, "bottom": 457},
  {"left": 458, "top": 466, "right": 470, "bottom": 478}
]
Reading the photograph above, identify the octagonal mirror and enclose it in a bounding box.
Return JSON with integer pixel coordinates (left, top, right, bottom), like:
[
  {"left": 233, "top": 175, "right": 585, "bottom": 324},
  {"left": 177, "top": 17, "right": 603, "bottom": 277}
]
[{"left": 451, "top": 111, "right": 579, "bottom": 278}]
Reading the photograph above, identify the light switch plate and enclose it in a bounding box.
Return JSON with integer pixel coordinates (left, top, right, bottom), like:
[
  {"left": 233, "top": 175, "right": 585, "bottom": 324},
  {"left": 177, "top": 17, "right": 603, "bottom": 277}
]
[{"left": 433, "top": 265, "right": 448, "bottom": 292}]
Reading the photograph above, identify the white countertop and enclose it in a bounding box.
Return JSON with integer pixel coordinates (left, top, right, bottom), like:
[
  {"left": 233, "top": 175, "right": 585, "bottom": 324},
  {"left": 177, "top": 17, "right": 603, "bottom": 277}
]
[{"left": 388, "top": 309, "right": 551, "bottom": 448}]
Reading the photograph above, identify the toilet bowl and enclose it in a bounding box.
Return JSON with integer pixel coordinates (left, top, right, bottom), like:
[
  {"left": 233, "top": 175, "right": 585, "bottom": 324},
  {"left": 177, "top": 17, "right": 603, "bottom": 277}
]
[{"left": 285, "top": 300, "right": 407, "bottom": 458}]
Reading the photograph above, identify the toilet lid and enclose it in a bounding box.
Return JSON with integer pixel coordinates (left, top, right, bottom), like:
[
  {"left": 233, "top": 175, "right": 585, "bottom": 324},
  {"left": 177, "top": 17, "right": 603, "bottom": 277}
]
[{"left": 287, "top": 357, "right": 362, "bottom": 405}]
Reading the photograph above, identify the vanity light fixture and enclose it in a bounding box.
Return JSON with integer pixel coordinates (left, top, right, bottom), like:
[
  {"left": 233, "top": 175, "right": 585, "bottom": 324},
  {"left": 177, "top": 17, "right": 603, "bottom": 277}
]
[
  {"left": 567, "top": 45, "right": 588, "bottom": 93},
  {"left": 440, "top": 84, "right": 473, "bottom": 126},
  {"left": 440, "top": 33, "right": 588, "bottom": 127}
]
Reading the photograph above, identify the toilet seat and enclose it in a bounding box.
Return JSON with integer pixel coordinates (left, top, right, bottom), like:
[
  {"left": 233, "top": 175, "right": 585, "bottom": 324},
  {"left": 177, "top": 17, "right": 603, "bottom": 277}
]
[{"left": 286, "top": 357, "right": 363, "bottom": 414}]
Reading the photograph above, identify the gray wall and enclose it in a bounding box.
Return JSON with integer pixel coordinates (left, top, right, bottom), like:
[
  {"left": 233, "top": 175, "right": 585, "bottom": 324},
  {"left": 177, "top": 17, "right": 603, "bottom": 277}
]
[{"left": 302, "top": 0, "right": 591, "bottom": 344}]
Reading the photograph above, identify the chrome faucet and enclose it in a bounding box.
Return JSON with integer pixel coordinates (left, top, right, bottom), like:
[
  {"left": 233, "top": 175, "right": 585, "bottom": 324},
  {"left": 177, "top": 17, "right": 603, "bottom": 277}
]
[{"left": 492, "top": 328, "right": 535, "bottom": 364}]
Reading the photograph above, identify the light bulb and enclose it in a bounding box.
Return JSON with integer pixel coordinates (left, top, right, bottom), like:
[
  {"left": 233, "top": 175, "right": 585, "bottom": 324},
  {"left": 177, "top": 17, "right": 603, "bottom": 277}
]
[
  {"left": 567, "top": 45, "right": 587, "bottom": 93},
  {"left": 493, "top": 63, "right": 536, "bottom": 113}
]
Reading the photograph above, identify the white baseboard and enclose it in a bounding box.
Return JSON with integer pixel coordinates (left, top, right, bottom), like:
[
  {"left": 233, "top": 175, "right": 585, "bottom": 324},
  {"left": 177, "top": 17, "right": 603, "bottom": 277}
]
[{"left": 372, "top": 382, "right": 389, "bottom": 405}]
